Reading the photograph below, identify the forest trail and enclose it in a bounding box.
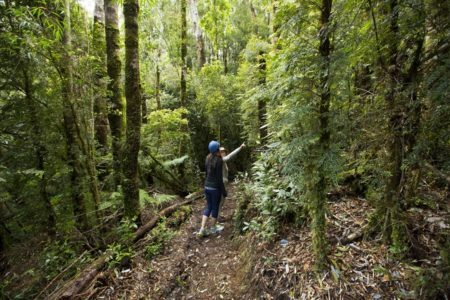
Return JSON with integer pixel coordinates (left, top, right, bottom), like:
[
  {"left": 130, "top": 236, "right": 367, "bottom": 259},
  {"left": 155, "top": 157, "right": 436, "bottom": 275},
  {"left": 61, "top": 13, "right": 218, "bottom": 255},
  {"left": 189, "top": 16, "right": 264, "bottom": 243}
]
[{"left": 100, "top": 186, "right": 245, "bottom": 299}]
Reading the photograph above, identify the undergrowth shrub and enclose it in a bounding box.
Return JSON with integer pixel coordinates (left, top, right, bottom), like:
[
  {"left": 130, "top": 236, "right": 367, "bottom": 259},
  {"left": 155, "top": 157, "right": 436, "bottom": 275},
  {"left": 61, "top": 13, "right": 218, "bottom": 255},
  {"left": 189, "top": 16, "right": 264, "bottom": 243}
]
[
  {"left": 410, "top": 237, "right": 450, "bottom": 299},
  {"left": 112, "top": 217, "right": 138, "bottom": 244},
  {"left": 145, "top": 219, "right": 176, "bottom": 260},
  {"left": 233, "top": 152, "right": 307, "bottom": 240},
  {"left": 106, "top": 243, "right": 134, "bottom": 269},
  {"left": 41, "top": 240, "right": 77, "bottom": 281},
  {"left": 168, "top": 205, "right": 192, "bottom": 227},
  {"left": 140, "top": 108, "right": 198, "bottom": 193}
]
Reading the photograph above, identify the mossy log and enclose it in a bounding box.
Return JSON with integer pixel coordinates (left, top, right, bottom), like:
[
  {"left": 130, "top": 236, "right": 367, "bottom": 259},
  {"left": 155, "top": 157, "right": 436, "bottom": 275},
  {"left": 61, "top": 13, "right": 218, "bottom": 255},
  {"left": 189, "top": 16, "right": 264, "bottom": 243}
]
[{"left": 48, "top": 193, "right": 203, "bottom": 299}]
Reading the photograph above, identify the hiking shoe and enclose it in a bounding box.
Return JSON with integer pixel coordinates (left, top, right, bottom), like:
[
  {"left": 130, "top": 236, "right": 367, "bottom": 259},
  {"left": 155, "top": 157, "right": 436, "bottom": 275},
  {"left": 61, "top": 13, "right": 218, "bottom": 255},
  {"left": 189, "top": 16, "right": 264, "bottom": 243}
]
[
  {"left": 209, "top": 224, "right": 224, "bottom": 234},
  {"left": 196, "top": 228, "right": 209, "bottom": 237}
]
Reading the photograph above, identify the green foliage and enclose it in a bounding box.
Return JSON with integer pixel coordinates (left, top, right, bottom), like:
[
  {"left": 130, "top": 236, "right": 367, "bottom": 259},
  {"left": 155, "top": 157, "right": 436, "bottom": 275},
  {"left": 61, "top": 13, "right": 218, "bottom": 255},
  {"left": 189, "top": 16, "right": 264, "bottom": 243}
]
[
  {"left": 144, "top": 243, "right": 164, "bottom": 260},
  {"left": 410, "top": 197, "right": 437, "bottom": 210},
  {"left": 144, "top": 219, "right": 176, "bottom": 260},
  {"left": 113, "top": 217, "right": 138, "bottom": 244},
  {"left": 106, "top": 243, "right": 134, "bottom": 269},
  {"left": 191, "top": 61, "right": 240, "bottom": 139},
  {"left": 139, "top": 189, "right": 153, "bottom": 207},
  {"left": 1, "top": 0, "right": 448, "bottom": 294},
  {"left": 163, "top": 155, "right": 189, "bottom": 168},
  {"left": 190, "top": 61, "right": 248, "bottom": 171},
  {"left": 0, "top": 0, "right": 110, "bottom": 249},
  {"left": 388, "top": 210, "right": 409, "bottom": 258},
  {"left": 41, "top": 240, "right": 77, "bottom": 280},
  {"left": 234, "top": 1, "right": 340, "bottom": 269},
  {"left": 233, "top": 175, "right": 255, "bottom": 235},
  {"left": 409, "top": 257, "right": 450, "bottom": 299},
  {"left": 139, "top": 191, "right": 177, "bottom": 209},
  {"left": 143, "top": 108, "right": 189, "bottom": 153},
  {"left": 140, "top": 108, "right": 197, "bottom": 192},
  {"left": 233, "top": 154, "right": 306, "bottom": 240},
  {"left": 236, "top": 37, "right": 271, "bottom": 145},
  {"left": 200, "top": 0, "right": 231, "bottom": 52},
  {"left": 168, "top": 205, "right": 192, "bottom": 227},
  {"left": 99, "top": 190, "right": 124, "bottom": 211},
  {"left": 153, "top": 194, "right": 177, "bottom": 205}
]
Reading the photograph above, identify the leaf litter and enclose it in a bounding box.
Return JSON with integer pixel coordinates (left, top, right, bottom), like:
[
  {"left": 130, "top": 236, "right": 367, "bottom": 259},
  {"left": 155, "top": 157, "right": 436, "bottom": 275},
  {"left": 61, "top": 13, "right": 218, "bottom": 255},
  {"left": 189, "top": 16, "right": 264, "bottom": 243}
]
[{"left": 91, "top": 186, "right": 448, "bottom": 299}]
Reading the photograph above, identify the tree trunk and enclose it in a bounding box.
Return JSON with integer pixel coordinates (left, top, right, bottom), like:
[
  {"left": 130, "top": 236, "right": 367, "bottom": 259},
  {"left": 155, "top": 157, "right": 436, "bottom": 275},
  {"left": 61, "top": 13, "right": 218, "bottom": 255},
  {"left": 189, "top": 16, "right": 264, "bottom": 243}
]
[
  {"left": 156, "top": 60, "right": 161, "bottom": 109},
  {"left": 403, "top": 38, "right": 424, "bottom": 156},
  {"left": 123, "top": 0, "right": 141, "bottom": 220},
  {"left": 189, "top": 0, "right": 206, "bottom": 69},
  {"left": 0, "top": 210, "right": 8, "bottom": 271},
  {"left": 23, "top": 69, "right": 57, "bottom": 238},
  {"left": 311, "top": 0, "right": 332, "bottom": 270},
  {"left": 178, "top": 0, "right": 189, "bottom": 180},
  {"left": 63, "top": 1, "right": 103, "bottom": 228},
  {"left": 0, "top": 223, "right": 5, "bottom": 259},
  {"left": 61, "top": 0, "right": 90, "bottom": 233},
  {"left": 93, "top": 0, "right": 109, "bottom": 151},
  {"left": 258, "top": 51, "right": 267, "bottom": 144},
  {"left": 271, "top": 0, "right": 279, "bottom": 45},
  {"left": 223, "top": 44, "right": 228, "bottom": 74},
  {"left": 403, "top": 37, "right": 424, "bottom": 202},
  {"left": 354, "top": 64, "right": 372, "bottom": 100},
  {"left": 180, "top": 0, "right": 188, "bottom": 108},
  {"left": 377, "top": 0, "right": 407, "bottom": 251},
  {"left": 141, "top": 87, "right": 148, "bottom": 124},
  {"left": 365, "top": 0, "right": 413, "bottom": 252},
  {"left": 104, "top": 0, "right": 124, "bottom": 188}
]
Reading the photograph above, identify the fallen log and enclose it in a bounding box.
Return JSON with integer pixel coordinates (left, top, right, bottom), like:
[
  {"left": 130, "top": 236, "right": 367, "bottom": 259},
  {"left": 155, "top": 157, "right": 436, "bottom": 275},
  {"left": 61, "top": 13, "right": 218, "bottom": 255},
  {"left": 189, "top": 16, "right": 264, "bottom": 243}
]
[
  {"left": 48, "top": 193, "right": 203, "bottom": 300},
  {"left": 59, "top": 256, "right": 107, "bottom": 300},
  {"left": 133, "top": 198, "right": 193, "bottom": 243}
]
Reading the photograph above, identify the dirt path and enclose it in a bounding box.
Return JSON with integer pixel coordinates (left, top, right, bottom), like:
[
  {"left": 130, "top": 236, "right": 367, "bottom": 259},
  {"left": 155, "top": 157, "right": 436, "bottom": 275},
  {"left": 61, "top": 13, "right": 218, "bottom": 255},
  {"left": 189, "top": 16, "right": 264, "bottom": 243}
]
[{"left": 102, "top": 186, "right": 245, "bottom": 299}]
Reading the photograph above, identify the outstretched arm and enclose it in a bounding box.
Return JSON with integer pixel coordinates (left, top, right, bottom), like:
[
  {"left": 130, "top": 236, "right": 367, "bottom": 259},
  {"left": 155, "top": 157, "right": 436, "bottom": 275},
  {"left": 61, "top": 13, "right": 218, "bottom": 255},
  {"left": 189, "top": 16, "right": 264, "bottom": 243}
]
[{"left": 223, "top": 143, "right": 245, "bottom": 162}]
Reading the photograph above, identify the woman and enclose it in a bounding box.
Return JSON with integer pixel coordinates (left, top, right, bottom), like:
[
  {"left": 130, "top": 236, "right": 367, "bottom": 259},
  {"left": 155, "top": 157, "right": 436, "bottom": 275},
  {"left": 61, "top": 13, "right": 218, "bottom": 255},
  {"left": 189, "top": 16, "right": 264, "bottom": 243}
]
[{"left": 197, "top": 140, "right": 227, "bottom": 236}]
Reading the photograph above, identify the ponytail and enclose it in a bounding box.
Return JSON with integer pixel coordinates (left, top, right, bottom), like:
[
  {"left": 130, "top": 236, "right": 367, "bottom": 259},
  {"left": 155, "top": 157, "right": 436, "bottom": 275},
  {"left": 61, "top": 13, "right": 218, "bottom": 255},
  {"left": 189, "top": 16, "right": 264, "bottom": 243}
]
[{"left": 206, "top": 153, "right": 220, "bottom": 175}]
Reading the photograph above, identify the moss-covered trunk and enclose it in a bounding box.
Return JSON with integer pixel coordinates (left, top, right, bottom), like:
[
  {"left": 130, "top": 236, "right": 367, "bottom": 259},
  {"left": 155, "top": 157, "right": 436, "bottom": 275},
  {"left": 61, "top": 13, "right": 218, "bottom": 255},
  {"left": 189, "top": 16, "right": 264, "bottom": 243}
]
[
  {"left": 379, "top": 0, "right": 407, "bottom": 253},
  {"left": 93, "top": 0, "right": 109, "bottom": 151},
  {"left": 141, "top": 90, "right": 148, "bottom": 124},
  {"left": 61, "top": 0, "right": 90, "bottom": 233},
  {"left": 178, "top": 0, "right": 189, "bottom": 181},
  {"left": 258, "top": 51, "right": 267, "bottom": 145},
  {"left": 123, "top": 0, "right": 141, "bottom": 220},
  {"left": 402, "top": 36, "right": 424, "bottom": 202},
  {"left": 180, "top": 0, "right": 187, "bottom": 108},
  {"left": 104, "top": 0, "right": 124, "bottom": 188},
  {"left": 156, "top": 60, "right": 161, "bottom": 109},
  {"left": 310, "top": 0, "right": 332, "bottom": 270}
]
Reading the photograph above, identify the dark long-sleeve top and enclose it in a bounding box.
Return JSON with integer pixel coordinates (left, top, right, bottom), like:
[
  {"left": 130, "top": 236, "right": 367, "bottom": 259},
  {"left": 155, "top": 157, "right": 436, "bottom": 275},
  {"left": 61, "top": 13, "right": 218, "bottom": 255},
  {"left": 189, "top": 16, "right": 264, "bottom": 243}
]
[{"left": 204, "top": 155, "right": 226, "bottom": 196}]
